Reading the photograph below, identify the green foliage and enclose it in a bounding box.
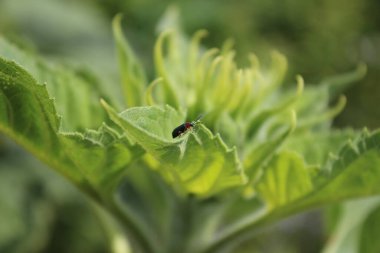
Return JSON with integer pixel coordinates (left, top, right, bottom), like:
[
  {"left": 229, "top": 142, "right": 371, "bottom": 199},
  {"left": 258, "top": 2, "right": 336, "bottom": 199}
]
[
  {"left": 322, "top": 197, "right": 380, "bottom": 253},
  {"left": 0, "top": 12, "right": 379, "bottom": 253},
  {"left": 113, "top": 14, "right": 147, "bottom": 108},
  {"left": 101, "top": 102, "right": 246, "bottom": 196},
  {"left": 0, "top": 50, "right": 143, "bottom": 199},
  {"left": 256, "top": 151, "right": 313, "bottom": 208}
]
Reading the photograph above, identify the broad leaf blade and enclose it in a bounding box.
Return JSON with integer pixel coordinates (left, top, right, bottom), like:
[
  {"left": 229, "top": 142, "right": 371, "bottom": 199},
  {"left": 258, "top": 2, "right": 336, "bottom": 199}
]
[
  {"left": 60, "top": 125, "right": 144, "bottom": 193},
  {"left": 302, "top": 130, "right": 380, "bottom": 205},
  {"left": 285, "top": 129, "right": 356, "bottom": 165},
  {"left": 257, "top": 129, "right": 380, "bottom": 209},
  {"left": 256, "top": 151, "right": 313, "bottom": 208},
  {"left": 101, "top": 101, "right": 247, "bottom": 197},
  {"left": 0, "top": 57, "right": 144, "bottom": 199},
  {"left": 0, "top": 37, "right": 109, "bottom": 131},
  {"left": 0, "top": 58, "right": 59, "bottom": 150},
  {"left": 206, "top": 130, "right": 380, "bottom": 253}
]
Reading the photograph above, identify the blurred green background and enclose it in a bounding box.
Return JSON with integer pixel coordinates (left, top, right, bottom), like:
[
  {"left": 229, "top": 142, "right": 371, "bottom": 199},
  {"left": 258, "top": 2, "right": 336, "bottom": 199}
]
[{"left": 0, "top": 0, "right": 379, "bottom": 252}]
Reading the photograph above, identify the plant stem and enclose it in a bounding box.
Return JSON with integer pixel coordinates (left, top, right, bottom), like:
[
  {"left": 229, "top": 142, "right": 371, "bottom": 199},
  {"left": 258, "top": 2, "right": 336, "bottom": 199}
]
[{"left": 105, "top": 197, "right": 159, "bottom": 253}]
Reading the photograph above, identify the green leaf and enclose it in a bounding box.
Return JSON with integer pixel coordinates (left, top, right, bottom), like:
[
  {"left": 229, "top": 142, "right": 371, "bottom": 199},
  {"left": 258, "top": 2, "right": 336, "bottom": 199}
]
[
  {"left": 60, "top": 124, "right": 144, "bottom": 193},
  {"left": 255, "top": 151, "right": 313, "bottom": 208},
  {"left": 0, "top": 37, "right": 109, "bottom": 131},
  {"left": 153, "top": 30, "right": 181, "bottom": 109},
  {"left": 257, "top": 129, "right": 380, "bottom": 209},
  {"left": 0, "top": 57, "right": 60, "bottom": 150},
  {"left": 359, "top": 201, "right": 380, "bottom": 253},
  {"left": 285, "top": 129, "right": 356, "bottom": 165},
  {"left": 303, "top": 130, "right": 380, "bottom": 204},
  {"left": 113, "top": 14, "right": 147, "bottom": 108},
  {"left": 38, "top": 64, "right": 109, "bottom": 131},
  {"left": 0, "top": 57, "right": 143, "bottom": 197},
  {"left": 321, "top": 63, "right": 367, "bottom": 98},
  {"left": 203, "top": 130, "right": 380, "bottom": 253},
  {"left": 321, "top": 197, "right": 380, "bottom": 253},
  {"left": 242, "top": 112, "right": 296, "bottom": 197},
  {"left": 245, "top": 75, "right": 303, "bottom": 140},
  {"left": 101, "top": 101, "right": 247, "bottom": 197}
]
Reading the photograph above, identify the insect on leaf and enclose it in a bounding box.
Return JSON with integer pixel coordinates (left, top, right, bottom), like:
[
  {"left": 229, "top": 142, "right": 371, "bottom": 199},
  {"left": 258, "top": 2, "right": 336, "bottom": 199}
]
[{"left": 101, "top": 100, "right": 247, "bottom": 197}]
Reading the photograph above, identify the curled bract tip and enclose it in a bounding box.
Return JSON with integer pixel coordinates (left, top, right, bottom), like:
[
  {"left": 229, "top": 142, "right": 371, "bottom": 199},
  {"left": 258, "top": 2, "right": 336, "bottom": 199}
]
[
  {"left": 295, "top": 75, "right": 304, "bottom": 96},
  {"left": 356, "top": 62, "right": 367, "bottom": 77},
  {"left": 290, "top": 110, "right": 297, "bottom": 132},
  {"left": 193, "top": 29, "right": 208, "bottom": 40},
  {"left": 145, "top": 78, "right": 163, "bottom": 106},
  {"left": 100, "top": 98, "right": 113, "bottom": 113}
]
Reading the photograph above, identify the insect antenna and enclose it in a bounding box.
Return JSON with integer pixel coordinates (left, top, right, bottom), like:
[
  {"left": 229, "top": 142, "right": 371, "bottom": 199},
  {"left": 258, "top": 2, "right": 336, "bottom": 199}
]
[{"left": 191, "top": 113, "right": 205, "bottom": 125}]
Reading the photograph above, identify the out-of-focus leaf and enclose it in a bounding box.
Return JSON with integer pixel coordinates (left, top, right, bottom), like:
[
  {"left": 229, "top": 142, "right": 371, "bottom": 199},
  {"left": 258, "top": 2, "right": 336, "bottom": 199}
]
[
  {"left": 204, "top": 130, "right": 380, "bottom": 253},
  {"left": 316, "top": 130, "right": 379, "bottom": 183},
  {"left": 321, "top": 63, "right": 367, "bottom": 98},
  {"left": 260, "top": 129, "right": 380, "bottom": 209},
  {"left": 101, "top": 101, "right": 247, "bottom": 197},
  {"left": 0, "top": 147, "right": 109, "bottom": 253},
  {"left": 113, "top": 14, "right": 147, "bottom": 108},
  {"left": 321, "top": 197, "right": 380, "bottom": 253},
  {"left": 359, "top": 201, "right": 380, "bottom": 253},
  {"left": 256, "top": 151, "right": 313, "bottom": 208},
  {"left": 285, "top": 129, "right": 356, "bottom": 165},
  {"left": 294, "top": 64, "right": 366, "bottom": 131},
  {"left": 245, "top": 75, "right": 303, "bottom": 141},
  {"left": 0, "top": 160, "right": 53, "bottom": 253},
  {"left": 0, "top": 37, "right": 109, "bottom": 131},
  {"left": 242, "top": 112, "right": 296, "bottom": 197}
]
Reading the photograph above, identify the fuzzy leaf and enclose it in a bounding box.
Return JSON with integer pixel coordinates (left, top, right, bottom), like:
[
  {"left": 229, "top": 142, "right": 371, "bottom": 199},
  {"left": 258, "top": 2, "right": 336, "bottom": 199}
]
[
  {"left": 0, "top": 57, "right": 143, "bottom": 199},
  {"left": 0, "top": 37, "right": 109, "bottom": 131},
  {"left": 302, "top": 130, "right": 380, "bottom": 204},
  {"left": 205, "top": 130, "right": 380, "bottom": 253},
  {"left": 285, "top": 129, "right": 356, "bottom": 165},
  {"left": 256, "top": 129, "right": 380, "bottom": 209},
  {"left": 101, "top": 101, "right": 247, "bottom": 197},
  {"left": 256, "top": 151, "right": 313, "bottom": 208},
  {"left": 0, "top": 58, "right": 60, "bottom": 150}
]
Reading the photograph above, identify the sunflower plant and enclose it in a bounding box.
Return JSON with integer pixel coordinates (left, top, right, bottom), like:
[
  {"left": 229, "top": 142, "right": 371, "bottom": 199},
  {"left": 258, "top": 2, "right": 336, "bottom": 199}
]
[{"left": 0, "top": 12, "right": 379, "bottom": 253}]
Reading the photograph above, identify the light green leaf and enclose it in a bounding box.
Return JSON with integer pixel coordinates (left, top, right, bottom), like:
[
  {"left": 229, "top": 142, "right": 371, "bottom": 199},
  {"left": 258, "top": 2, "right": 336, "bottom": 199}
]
[
  {"left": 113, "top": 14, "right": 147, "bottom": 108},
  {"left": 242, "top": 112, "right": 296, "bottom": 197},
  {"left": 60, "top": 124, "right": 144, "bottom": 193},
  {"left": 285, "top": 129, "right": 356, "bottom": 165},
  {"left": 153, "top": 30, "right": 181, "bottom": 109},
  {"left": 101, "top": 101, "right": 247, "bottom": 197},
  {"left": 204, "top": 130, "right": 380, "bottom": 253},
  {"left": 302, "top": 130, "right": 380, "bottom": 204},
  {"left": 244, "top": 75, "right": 303, "bottom": 141},
  {"left": 0, "top": 37, "right": 109, "bottom": 131},
  {"left": 256, "top": 151, "right": 313, "bottom": 208},
  {"left": 256, "top": 129, "right": 380, "bottom": 209}
]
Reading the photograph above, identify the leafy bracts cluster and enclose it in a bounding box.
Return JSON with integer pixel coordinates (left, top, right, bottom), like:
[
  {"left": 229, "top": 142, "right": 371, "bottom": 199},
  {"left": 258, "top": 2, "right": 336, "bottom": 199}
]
[{"left": 0, "top": 14, "right": 379, "bottom": 253}]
